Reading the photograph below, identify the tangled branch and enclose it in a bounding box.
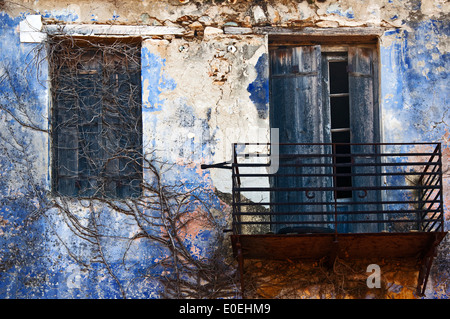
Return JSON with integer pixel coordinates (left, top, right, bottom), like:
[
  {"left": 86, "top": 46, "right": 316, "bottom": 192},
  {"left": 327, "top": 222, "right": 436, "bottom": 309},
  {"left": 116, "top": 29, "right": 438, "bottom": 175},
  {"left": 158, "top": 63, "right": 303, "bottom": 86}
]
[{"left": 0, "top": 33, "right": 238, "bottom": 298}]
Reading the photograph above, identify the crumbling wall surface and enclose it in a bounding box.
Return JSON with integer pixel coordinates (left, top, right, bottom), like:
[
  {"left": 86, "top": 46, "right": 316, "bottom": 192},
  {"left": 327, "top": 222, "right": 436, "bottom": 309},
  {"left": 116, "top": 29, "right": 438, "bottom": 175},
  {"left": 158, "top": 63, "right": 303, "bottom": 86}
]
[
  {"left": 0, "top": 0, "right": 449, "bottom": 299},
  {"left": 2, "top": 0, "right": 448, "bottom": 29},
  {"left": 243, "top": 258, "right": 421, "bottom": 299}
]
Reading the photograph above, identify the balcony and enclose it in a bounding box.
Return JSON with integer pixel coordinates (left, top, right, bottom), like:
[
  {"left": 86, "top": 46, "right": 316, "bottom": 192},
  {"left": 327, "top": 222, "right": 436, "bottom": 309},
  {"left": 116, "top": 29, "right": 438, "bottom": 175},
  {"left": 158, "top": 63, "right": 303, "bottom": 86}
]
[{"left": 202, "top": 142, "right": 447, "bottom": 296}]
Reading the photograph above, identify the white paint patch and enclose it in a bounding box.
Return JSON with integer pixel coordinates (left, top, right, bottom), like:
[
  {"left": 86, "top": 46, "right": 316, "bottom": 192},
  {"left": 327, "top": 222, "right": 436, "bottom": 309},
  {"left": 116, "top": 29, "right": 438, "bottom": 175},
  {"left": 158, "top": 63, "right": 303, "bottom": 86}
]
[
  {"left": 19, "top": 15, "right": 46, "bottom": 43},
  {"left": 383, "top": 110, "right": 404, "bottom": 135}
]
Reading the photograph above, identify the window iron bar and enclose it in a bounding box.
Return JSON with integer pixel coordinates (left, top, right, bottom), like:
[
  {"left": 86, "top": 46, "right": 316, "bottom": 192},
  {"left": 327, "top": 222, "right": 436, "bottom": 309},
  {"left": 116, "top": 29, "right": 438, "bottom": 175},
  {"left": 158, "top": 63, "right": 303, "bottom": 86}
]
[
  {"left": 234, "top": 219, "right": 439, "bottom": 225},
  {"left": 232, "top": 161, "right": 440, "bottom": 168},
  {"left": 234, "top": 185, "right": 441, "bottom": 192},
  {"left": 233, "top": 209, "right": 441, "bottom": 216},
  {"left": 233, "top": 171, "right": 440, "bottom": 178},
  {"left": 234, "top": 199, "right": 440, "bottom": 207},
  {"left": 233, "top": 152, "right": 441, "bottom": 159}
]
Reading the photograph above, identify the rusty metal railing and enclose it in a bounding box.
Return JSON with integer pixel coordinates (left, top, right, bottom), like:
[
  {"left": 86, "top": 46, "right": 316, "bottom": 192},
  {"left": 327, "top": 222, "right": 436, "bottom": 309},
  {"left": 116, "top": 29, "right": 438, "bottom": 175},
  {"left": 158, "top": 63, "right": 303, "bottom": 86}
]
[{"left": 226, "top": 142, "right": 444, "bottom": 235}]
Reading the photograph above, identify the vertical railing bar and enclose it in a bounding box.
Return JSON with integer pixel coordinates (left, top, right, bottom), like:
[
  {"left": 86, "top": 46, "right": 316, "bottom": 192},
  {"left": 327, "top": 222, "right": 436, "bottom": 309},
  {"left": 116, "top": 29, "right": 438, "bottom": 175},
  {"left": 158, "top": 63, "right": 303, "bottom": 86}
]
[
  {"left": 374, "top": 142, "right": 382, "bottom": 231},
  {"left": 232, "top": 143, "right": 241, "bottom": 235},
  {"left": 268, "top": 142, "right": 272, "bottom": 233},
  {"left": 233, "top": 143, "right": 242, "bottom": 235},
  {"left": 231, "top": 143, "right": 238, "bottom": 235},
  {"left": 332, "top": 143, "right": 338, "bottom": 240},
  {"left": 417, "top": 155, "right": 425, "bottom": 231}
]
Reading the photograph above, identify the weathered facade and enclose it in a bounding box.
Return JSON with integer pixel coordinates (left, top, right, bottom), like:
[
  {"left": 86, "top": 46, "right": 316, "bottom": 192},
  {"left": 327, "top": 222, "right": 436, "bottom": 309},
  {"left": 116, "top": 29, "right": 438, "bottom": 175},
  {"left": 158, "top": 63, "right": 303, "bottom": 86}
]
[{"left": 0, "top": 0, "right": 448, "bottom": 299}]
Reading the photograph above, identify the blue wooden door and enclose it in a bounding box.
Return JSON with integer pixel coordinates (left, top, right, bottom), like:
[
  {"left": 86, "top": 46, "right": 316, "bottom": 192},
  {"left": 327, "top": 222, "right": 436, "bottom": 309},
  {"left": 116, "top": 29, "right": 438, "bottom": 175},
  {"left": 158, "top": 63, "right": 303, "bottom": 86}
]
[
  {"left": 269, "top": 46, "right": 333, "bottom": 234},
  {"left": 347, "top": 46, "right": 382, "bottom": 233},
  {"left": 270, "top": 45, "right": 381, "bottom": 234}
]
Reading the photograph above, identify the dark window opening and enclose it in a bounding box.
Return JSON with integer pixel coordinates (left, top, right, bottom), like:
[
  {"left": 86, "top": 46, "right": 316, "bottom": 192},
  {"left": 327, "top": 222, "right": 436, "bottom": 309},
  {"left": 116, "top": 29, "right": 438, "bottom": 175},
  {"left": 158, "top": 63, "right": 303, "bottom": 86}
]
[
  {"left": 50, "top": 38, "right": 143, "bottom": 199},
  {"left": 328, "top": 59, "right": 352, "bottom": 199}
]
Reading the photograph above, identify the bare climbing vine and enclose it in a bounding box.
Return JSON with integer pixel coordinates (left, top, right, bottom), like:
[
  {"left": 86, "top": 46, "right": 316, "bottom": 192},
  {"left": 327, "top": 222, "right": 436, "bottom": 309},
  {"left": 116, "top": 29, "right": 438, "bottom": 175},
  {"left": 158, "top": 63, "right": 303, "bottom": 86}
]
[{"left": 0, "top": 32, "right": 239, "bottom": 298}]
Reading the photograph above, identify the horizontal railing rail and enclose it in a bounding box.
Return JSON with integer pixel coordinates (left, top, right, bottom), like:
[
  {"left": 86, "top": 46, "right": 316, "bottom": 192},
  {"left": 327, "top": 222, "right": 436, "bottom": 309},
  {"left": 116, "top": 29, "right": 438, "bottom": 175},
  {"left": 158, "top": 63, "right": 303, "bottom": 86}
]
[{"left": 229, "top": 142, "right": 444, "bottom": 235}]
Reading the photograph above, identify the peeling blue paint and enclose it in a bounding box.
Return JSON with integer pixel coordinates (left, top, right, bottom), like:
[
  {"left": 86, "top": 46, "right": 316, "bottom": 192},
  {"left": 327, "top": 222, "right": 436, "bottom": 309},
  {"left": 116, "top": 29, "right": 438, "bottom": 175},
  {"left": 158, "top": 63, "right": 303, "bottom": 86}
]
[
  {"left": 247, "top": 53, "right": 269, "bottom": 119},
  {"left": 400, "top": 20, "right": 449, "bottom": 141},
  {"left": 110, "top": 11, "right": 120, "bottom": 21},
  {"left": 41, "top": 10, "right": 79, "bottom": 22},
  {"left": 326, "top": 4, "right": 355, "bottom": 19},
  {"left": 0, "top": 13, "right": 48, "bottom": 149},
  {"left": 141, "top": 47, "right": 177, "bottom": 112}
]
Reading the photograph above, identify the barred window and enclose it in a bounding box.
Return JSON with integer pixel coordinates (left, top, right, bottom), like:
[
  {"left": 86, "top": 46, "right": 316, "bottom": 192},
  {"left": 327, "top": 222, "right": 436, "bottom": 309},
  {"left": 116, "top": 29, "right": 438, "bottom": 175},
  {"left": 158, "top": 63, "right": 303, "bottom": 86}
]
[{"left": 49, "top": 38, "right": 142, "bottom": 198}]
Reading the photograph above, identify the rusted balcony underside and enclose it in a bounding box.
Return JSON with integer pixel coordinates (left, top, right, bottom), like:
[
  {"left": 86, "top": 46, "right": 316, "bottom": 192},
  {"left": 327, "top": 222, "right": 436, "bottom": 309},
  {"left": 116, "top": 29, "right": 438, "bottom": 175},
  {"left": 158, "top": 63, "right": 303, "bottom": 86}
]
[
  {"left": 231, "top": 232, "right": 446, "bottom": 261},
  {"left": 231, "top": 231, "right": 447, "bottom": 297}
]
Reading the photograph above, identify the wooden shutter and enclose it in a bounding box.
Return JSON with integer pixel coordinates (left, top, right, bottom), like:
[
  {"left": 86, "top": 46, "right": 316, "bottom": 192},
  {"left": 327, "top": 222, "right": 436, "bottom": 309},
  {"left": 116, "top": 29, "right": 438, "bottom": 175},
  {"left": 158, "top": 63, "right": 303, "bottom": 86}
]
[
  {"left": 103, "top": 50, "right": 142, "bottom": 198},
  {"left": 78, "top": 68, "right": 102, "bottom": 197},
  {"left": 348, "top": 46, "right": 382, "bottom": 233},
  {"left": 120, "top": 68, "right": 142, "bottom": 198},
  {"left": 52, "top": 40, "right": 142, "bottom": 198},
  {"left": 54, "top": 74, "right": 79, "bottom": 196},
  {"left": 270, "top": 46, "right": 332, "bottom": 233}
]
